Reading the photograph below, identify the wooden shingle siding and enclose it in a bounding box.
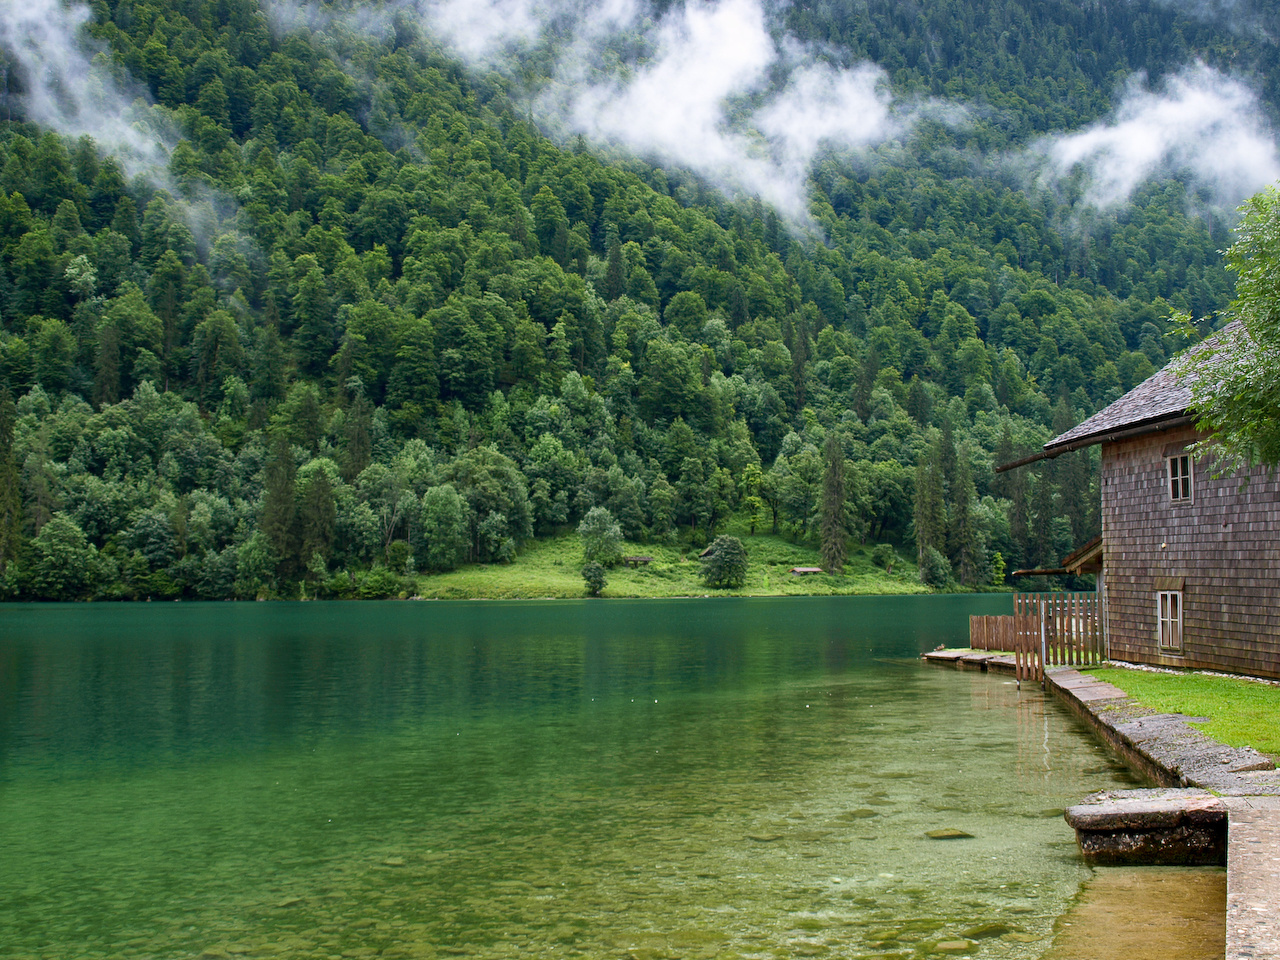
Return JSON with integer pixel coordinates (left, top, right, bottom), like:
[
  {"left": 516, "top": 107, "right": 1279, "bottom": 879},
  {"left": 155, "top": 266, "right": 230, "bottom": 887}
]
[{"left": 1102, "top": 424, "right": 1280, "bottom": 679}]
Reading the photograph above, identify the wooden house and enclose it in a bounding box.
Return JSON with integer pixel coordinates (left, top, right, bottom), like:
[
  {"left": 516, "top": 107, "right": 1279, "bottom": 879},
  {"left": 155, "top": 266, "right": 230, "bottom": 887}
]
[{"left": 1003, "top": 360, "right": 1280, "bottom": 680}]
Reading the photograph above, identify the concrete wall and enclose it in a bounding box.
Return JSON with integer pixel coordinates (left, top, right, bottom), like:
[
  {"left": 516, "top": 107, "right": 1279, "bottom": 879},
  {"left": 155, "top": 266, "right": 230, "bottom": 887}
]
[{"left": 1102, "top": 424, "right": 1280, "bottom": 679}]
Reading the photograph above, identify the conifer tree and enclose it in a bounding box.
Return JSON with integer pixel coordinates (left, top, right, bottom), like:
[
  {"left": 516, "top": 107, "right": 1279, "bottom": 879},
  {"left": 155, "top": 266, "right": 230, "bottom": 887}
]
[
  {"left": 1031, "top": 464, "right": 1057, "bottom": 571},
  {"left": 603, "top": 240, "right": 624, "bottom": 301},
  {"left": 914, "top": 437, "right": 946, "bottom": 568},
  {"left": 342, "top": 390, "right": 373, "bottom": 482},
  {"left": 0, "top": 386, "right": 21, "bottom": 566},
  {"left": 949, "top": 445, "right": 982, "bottom": 585},
  {"left": 293, "top": 266, "right": 334, "bottom": 376},
  {"left": 299, "top": 469, "right": 337, "bottom": 574},
  {"left": 938, "top": 417, "right": 958, "bottom": 490},
  {"left": 1008, "top": 465, "right": 1031, "bottom": 575},
  {"left": 990, "top": 424, "right": 1015, "bottom": 500},
  {"left": 260, "top": 433, "right": 299, "bottom": 578},
  {"left": 820, "top": 434, "right": 848, "bottom": 574},
  {"left": 906, "top": 376, "right": 931, "bottom": 426}
]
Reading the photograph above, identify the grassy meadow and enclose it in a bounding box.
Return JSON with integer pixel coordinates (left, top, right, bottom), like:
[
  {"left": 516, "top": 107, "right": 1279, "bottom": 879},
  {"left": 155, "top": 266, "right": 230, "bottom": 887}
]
[
  {"left": 1086, "top": 666, "right": 1280, "bottom": 757},
  {"left": 409, "top": 531, "right": 929, "bottom": 600}
]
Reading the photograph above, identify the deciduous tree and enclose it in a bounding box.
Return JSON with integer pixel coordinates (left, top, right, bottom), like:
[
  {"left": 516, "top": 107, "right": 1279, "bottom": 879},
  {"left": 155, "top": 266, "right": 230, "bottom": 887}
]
[{"left": 700, "top": 535, "right": 748, "bottom": 588}]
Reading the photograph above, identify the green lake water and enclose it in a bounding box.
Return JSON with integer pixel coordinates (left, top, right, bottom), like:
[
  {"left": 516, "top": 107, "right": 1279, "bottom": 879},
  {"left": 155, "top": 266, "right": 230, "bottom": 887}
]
[{"left": 0, "top": 596, "right": 1142, "bottom": 960}]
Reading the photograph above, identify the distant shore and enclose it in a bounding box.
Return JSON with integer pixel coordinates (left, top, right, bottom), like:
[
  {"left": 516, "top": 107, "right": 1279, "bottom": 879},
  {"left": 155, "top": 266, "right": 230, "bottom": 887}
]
[{"left": 392, "top": 532, "right": 935, "bottom": 600}]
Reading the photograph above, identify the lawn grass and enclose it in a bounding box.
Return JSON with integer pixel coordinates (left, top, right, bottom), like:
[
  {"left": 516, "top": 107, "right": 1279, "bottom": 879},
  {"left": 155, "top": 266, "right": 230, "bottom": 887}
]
[
  {"left": 410, "top": 531, "right": 931, "bottom": 600},
  {"left": 1084, "top": 666, "right": 1280, "bottom": 757}
]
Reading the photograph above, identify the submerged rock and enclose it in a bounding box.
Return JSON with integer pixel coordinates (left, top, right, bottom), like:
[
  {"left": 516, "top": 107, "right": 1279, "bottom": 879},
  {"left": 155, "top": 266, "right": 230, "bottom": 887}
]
[
  {"left": 926, "top": 828, "right": 974, "bottom": 840},
  {"left": 841, "top": 809, "right": 879, "bottom": 819},
  {"left": 963, "top": 922, "right": 1014, "bottom": 939}
]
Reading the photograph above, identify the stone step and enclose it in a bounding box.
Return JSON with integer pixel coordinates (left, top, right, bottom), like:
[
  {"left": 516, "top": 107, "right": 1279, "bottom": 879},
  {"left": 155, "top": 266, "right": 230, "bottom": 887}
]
[{"left": 1065, "top": 788, "right": 1227, "bottom": 865}]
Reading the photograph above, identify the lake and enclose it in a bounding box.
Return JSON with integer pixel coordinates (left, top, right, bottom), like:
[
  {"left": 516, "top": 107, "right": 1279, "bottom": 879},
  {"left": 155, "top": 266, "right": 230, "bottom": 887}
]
[{"left": 0, "top": 596, "right": 1142, "bottom": 959}]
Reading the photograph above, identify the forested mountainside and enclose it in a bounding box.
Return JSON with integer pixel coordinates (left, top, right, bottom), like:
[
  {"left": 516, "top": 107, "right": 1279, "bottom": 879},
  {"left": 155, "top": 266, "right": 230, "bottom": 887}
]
[{"left": 0, "top": 0, "right": 1265, "bottom": 600}]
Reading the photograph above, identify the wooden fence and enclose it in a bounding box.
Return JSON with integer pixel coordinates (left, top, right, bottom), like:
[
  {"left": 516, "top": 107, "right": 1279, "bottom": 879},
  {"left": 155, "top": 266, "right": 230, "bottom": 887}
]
[{"left": 969, "top": 592, "right": 1104, "bottom": 685}]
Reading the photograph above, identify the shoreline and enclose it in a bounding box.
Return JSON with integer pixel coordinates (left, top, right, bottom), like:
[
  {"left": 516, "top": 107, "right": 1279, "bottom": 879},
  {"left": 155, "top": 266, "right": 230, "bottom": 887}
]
[
  {"left": 922, "top": 650, "right": 1280, "bottom": 793},
  {"left": 0, "top": 585, "right": 995, "bottom": 603},
  {"left": 924, "top": 650, "right": 1280, "bottom": 959}
]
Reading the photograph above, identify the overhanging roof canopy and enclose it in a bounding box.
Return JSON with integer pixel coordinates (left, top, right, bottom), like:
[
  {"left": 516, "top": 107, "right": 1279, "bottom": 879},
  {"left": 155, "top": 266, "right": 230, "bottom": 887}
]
[{"left": 1011, "top": 534, "right": 1103, "bottom": 578}]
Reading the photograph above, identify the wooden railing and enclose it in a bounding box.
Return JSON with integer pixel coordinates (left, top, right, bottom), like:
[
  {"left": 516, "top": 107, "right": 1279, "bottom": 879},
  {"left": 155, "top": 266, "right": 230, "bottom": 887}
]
[{"left": 969, "top": 592, "right": 1104, "bottom": 685}]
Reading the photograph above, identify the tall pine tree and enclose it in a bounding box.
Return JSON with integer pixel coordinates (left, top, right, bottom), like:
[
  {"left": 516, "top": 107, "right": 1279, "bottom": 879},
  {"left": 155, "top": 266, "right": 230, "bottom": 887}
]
[
  {"left": 0, "top": 386, "right": 21, "bottom": 566},
  {"left": 820, "top": 434, "right": 848, "bottom": 574},
  {"left": 299, "top": 469, "right": 337, "bottom": 576},
  {"left": 949, "top": 444, "right": 983, "bottom": 585},
  {"left": 260, "top": 432, "right": 299, "bottom": 579},
  {"left": 913, "top": 435, "right": 947, "bottom": 568}
]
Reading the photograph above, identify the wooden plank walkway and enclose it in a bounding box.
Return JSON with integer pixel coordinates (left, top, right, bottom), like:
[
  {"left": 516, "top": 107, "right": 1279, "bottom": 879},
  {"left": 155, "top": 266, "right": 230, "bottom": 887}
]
[{"left": 924, "top": 652, "right": 1280, "bottom": 958}]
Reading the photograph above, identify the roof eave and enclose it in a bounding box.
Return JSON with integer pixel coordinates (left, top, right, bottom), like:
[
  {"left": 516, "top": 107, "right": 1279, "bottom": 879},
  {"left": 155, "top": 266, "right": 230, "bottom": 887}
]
[{"left": 994, "top": 411, "right": 1196, "bottom": 473}]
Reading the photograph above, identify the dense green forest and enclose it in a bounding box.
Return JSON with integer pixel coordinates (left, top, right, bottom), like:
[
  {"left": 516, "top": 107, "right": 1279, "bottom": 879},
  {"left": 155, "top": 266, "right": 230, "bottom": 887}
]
[{"left": 0, "top": 0, "right": 1261, "bottom": 600}]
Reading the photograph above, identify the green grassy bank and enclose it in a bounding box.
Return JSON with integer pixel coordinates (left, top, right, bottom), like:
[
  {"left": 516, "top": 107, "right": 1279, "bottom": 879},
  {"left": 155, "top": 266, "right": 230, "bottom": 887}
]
[
  {"left": 410, "top": 533, "right": 929, "bottom": 600},
  {"left": 1085, "top": 667, "right": 1280, "bottom": 757}
]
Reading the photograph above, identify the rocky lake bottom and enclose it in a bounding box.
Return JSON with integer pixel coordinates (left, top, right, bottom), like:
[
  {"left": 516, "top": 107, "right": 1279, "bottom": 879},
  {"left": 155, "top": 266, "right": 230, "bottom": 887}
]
[{"left": 0, "top": 598, "right": 1164, "bottom": 959}]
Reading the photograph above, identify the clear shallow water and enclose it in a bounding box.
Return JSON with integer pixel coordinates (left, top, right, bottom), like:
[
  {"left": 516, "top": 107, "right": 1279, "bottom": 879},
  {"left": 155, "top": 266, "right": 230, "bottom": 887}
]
[{"left": 0, "top": 597, "right": 1141, "bottom": 960}]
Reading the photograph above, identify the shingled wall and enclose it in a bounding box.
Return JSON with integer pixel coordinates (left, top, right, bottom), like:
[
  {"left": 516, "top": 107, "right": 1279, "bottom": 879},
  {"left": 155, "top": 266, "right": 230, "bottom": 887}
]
[{"left": 1102, "top": 424, "right": 1280, "bottom": 679}]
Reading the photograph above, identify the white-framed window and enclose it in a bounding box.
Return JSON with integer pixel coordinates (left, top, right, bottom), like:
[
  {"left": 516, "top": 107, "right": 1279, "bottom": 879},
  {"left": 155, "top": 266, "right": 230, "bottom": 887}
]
[
  {"left": 1168, "top": 454, "right": 1192, "bottom": 502},
  {"left": 1157, "top": 590, "right": 1183, "bottom": 652}
]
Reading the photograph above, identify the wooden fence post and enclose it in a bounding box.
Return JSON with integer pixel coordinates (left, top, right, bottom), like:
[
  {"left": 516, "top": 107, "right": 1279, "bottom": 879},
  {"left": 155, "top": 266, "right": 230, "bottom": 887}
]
[{"left": 985, "top": 592, "right": 1102, "bottom": 682}]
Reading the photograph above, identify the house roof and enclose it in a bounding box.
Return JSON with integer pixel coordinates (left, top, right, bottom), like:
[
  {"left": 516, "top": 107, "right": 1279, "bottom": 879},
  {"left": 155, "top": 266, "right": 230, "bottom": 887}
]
[
  {"left": 995, "top": 329, "right": 1229, "bottom": 473},
  {"left": 1042, "top": 363, "right": 1193, "bottom": 456}
]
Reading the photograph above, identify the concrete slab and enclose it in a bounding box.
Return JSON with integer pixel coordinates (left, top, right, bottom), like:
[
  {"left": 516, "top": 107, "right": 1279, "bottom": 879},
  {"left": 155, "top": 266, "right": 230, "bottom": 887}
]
[
  {"left": 1068, "top": 684, "right": 1131, "bottom": 703},
  {"left": 1065, "top": 789, "right": 1227, "bottom": 865},
  {"left": 1225, "top": 796, "right": 1280, "bottom": 959},
  {"left": 1039, "top": 669, "right": 1280, "bottom": 796},
  {"left": 921, "top": 650, "right": 975, "bottom": 663},
  {"left": 1048, "top": 669, "right": 1106, "bottom": 685}
]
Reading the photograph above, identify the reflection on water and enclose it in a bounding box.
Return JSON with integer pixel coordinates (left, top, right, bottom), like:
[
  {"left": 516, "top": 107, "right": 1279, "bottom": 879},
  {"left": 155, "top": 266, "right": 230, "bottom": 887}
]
[
  {"left": 1042, "top": 867, "right": 1226, "bottom": 960},
  {"left": 0, "top": 597, "right": 1144, "bottom": 959}
]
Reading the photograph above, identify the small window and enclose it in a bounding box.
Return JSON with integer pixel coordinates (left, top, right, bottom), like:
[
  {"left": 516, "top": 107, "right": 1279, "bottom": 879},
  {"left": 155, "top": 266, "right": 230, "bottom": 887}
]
[
  {"left": 1168, "top": 454, "right": 1192, "bottom": 502},
  {"left": 1157, "top": 590, "right": 1183, "bottom": 652}
]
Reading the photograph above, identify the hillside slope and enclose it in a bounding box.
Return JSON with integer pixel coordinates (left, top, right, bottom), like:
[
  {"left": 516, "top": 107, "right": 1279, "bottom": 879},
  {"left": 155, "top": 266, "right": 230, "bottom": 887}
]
[{"left": 0, "top": 0, "right": 1266, "bottom": 599}]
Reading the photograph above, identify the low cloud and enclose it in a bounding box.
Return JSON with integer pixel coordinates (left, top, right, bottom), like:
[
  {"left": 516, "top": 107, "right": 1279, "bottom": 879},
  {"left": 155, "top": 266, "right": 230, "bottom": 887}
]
[
  {"left": 415, "top": 0, "right": 548, "bottom": 61},
  {"left": 1151, "top": 0, "right": 1275, "bottom": 37},
  {"left": 258, "top": 2, "right": 1280, "bottom": 226},
  {"left": 397, "top": 0, "right": 908, "bottom": 222},
  {"left": 1037, "top": 63, "right": 1280, "bottom": 209},
  {"left": 0, "top": 0, "right": 174, "bottom": 182},
  {"left": 753, "top": 61, "right": 897, "bottom": 181},
  {"left": 401, "top": 0, "right": 1278, "bottom": 221},
  {"left": 560, "top": 0, "right": 782, "bottom": 203},
  {"left": 2, "top": 0, "right": 253, "bottom": 271}
]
